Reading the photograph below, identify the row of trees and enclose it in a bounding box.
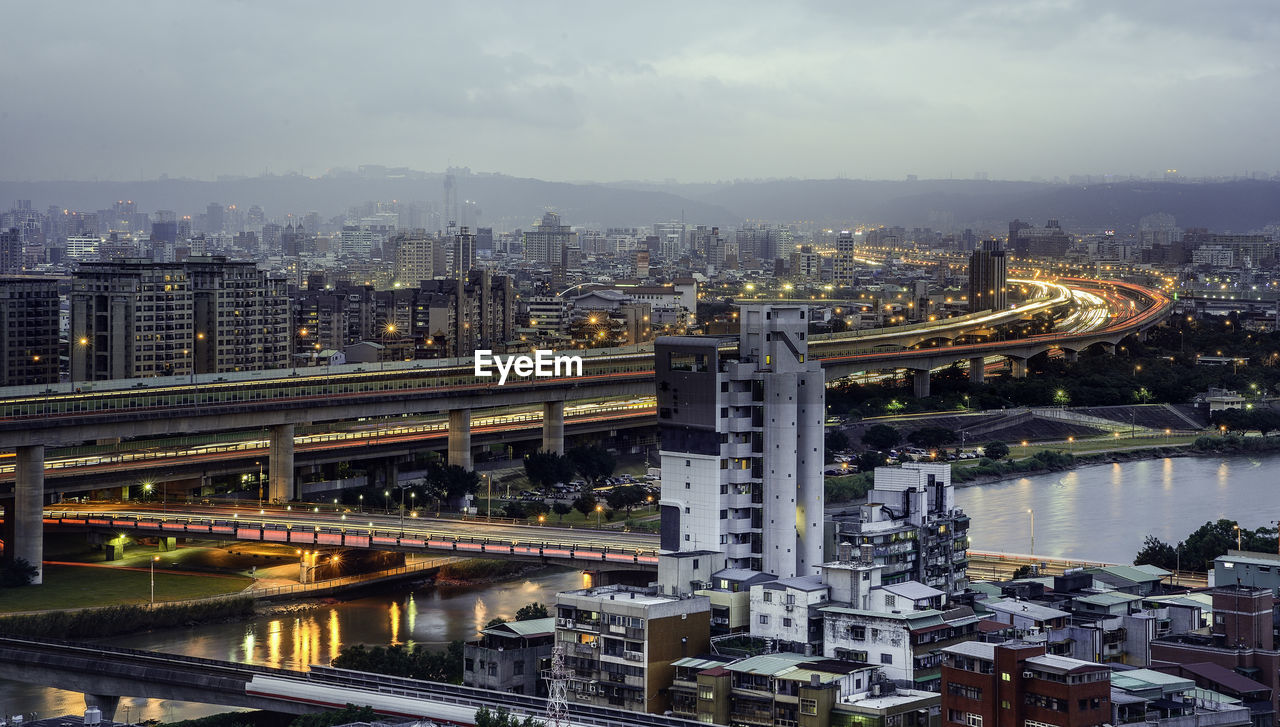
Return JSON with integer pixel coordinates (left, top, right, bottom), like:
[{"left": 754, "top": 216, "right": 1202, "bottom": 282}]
[
  {"left": 1135, "top": 519, "right": 1279, "bottom": 573},
  {"left": 858, "top": 423, "right": 1008, "bottom": 459},
  {"left": 1210, "top": 407, "right": 1280, "bottom": 436},
  {"left": 523, "top": 445, "right": 616, "bottom": 489}
]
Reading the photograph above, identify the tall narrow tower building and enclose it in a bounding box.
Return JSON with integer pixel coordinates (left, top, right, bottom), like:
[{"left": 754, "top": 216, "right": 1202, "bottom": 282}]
[{"left": 656, "top": 305, "right": 825, "bottom": 594}]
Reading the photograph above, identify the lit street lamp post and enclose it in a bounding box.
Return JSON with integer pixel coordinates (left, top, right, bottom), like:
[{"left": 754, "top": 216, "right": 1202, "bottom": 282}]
[
  {"left": 150, "top": 556, "right": 160, "bottom": 604},
  {"left": 596, "top": 503, "right": 604, "bottom": 529}
]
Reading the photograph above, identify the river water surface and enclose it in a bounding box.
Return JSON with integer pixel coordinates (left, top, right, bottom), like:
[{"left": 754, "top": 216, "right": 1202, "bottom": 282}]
[{"left": 6, "top": 453, "right": 1279, "bottom": 721}]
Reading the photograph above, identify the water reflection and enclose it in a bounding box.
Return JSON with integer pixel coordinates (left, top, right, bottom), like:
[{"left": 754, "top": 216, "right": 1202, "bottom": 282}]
[{"left": 958, "top": 453, "right": 1280, "bottom": 561}]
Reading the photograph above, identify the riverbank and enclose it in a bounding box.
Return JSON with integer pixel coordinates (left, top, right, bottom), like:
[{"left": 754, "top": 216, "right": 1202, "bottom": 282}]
[{"left": 951, "top": 433, "right": 1280, "bottom": 488}]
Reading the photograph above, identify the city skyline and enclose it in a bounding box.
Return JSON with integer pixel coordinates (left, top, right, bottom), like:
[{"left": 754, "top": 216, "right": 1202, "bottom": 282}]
[{"left": 2, "top": 1, "right": 1278, "bottom": 183}]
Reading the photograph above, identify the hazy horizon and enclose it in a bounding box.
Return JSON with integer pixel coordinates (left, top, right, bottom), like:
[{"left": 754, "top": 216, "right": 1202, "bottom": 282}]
[{"left": 3, "top": 1, "right": 1278, "bottom": 184}]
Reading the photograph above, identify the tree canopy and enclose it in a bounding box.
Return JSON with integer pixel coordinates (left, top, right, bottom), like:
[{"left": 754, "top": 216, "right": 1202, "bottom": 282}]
[
  {"left": 1135, "top": 519, "right": 1279, "bottom": 572},
  {"left": 861, "top": 424, "right": 900, "bottom": 451}
]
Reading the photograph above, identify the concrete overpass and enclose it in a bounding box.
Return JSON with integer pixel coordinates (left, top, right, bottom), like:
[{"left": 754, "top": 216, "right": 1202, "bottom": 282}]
[
  {"left": 0, "top": 278, "right": 1171, "bottom": 581},
  {"left": 0, "top": 635, "right": 701, "bottom": 727}
]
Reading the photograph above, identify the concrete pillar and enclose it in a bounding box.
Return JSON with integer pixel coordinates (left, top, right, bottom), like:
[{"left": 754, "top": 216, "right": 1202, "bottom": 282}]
[
  {"left": 120, "top": 485, "right": 129, "bottom": 501},
  {"left": 912, "top": 369, "right": 931, "bottom": 398},
  {"left": 85, "top": 694, "right": 120, "bottom": 722},
  {"left": 543, "top": 400, "right": 566, "bottom": 454},
  {"left": 969, "top": 357, "right": 985, "bottom": 384},
  {"left": 448, "top": 408, "right": 472, "bottom": 469},
  {"left": 104, "top": 535, "right": 126, "bottom": 561},
  {"left": 298, "top": 551, "right": 317, "bottom": 584},
  {"left": 1062, "top": 348, "right": 1079, "bottom": 363},
  {"left": 269, "top": 423, "right": 295, "bottom": 503},
  {"left": 383, "top": 459, "right": 399, "bottom": 489},
  {"left": 14, "top": 445, "right": 44, "bottom": 584},
  {"left": 158, "top": 537, "right": 176, "bottom": 552},
  {"left": 1010, "top": 358, "right": 1028, "bottom": 379}
]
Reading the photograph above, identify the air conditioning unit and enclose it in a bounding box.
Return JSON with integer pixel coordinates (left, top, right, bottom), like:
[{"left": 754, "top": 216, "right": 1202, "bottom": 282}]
[{"left": 1022, "top": 671, "right": 1034, "bottom": 678}]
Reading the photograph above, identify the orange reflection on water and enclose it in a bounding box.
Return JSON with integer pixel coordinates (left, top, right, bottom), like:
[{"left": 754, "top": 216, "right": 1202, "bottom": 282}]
[{"left": 389, "top": 601, "right": 402, "bottom": 645}]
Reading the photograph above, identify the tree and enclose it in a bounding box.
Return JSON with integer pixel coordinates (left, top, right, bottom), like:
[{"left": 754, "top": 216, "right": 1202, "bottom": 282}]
[
  {"left": 1134, "top": 386, "right": 1153, "bottom": 404},
  {"left": 861, "top": 424, "right": 900, "bottom": 451},
  {"left": 1134, "top": 535, "right": 1178, "bottom": 570},
  {"left": 1011, "top": 565, "right": 1034, "bottom": 579},
  {"left": 1052, "top": 389, "right": 1071, "bottom": 407},
  {"left": 907, "top": 426, "right": 955, "bottom": 449},
  {"left": 885, "top": 399, "right": 905, "bottom": 415},
  {"left": 824, "top": 430, "right": 850, "bottom": 462},
  {"left": 567, "top": 445, "right": 616, "bottom": 485},
  {"left": 856, "top": 450, "right": 887, "bottom": 472},
  {"left": 524, "top": 450, "right": 577, "bottom": 489},
  {"left": 572, "top": 493, "right": 597, "bottom": 517},
  {"left": 0, "top": 558, "right": 38, "bottom": 588},
  {"left": 606, "top": 485, "right": 648, "bottom": 514},
  {"left": 426, "top": 463, "right": 481, "bottom": 503},
  {"left": 984, "top": 441, "right": 1010, "bottom": 460},
  {"left": 515, "top": 602, "right": 549, "bottom": 621},
  {"left": 474, "top": 707, "right": 540, "bottom": 727},
  {"left": 290, "top": 706, "right": 377, "bottom": 727},
  {"left": 485, "top": 617, "right": 508, "bottom": 629},
  {"left": 331, "top": 641, "right": 464, "bottom": 683},
  {"left": 552, "top": 501, "right": 572, "bottom": 522}
]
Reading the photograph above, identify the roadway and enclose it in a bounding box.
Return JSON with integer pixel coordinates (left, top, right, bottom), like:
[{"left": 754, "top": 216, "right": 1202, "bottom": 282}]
[
  {"left": 44, "top": 503, "right": 662, "bottom": 571},
  {"left": 0, "top": 634, "right": 703, "bottom": 727}
]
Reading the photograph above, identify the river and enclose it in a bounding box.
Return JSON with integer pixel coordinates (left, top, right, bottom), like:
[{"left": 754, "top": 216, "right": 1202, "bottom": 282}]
[
  {"left": 955, "top": 453, "right": 1280, "bottom": 561},
  {"left": 6, "top": 452, "right": 1279, "bottom": 722}
]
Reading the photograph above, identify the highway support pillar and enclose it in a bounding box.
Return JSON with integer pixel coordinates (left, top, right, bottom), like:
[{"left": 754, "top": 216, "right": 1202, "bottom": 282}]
[
  {"left": 14, "top": 445, "right": 44, "bottom": 584},
  {"left": 85, "top": 694, "right": 120, "bottom": 722},
  {"left": 543, "top": 400, "right": 566, "bottom": 454},
  {"left": 1062, "top": 348, "right": 1079, "bottom": 363},
  {"left": 448, "top": 409, "right": 472, "bottom": 470},
  {"left": 269, "top": 423, "right": 295, "bottom": 503},
  {"left": 1009, "top": 357, "right": 1028, "bottom": 379},
  {"left": 969, "top": 357, "right": 985, "bottom": 384},
  {"left": 912, "top": 369, "right": 931, "bottom": 398},
  {"left": 158, "top": 537, "right": 177, "bottom": 552}
]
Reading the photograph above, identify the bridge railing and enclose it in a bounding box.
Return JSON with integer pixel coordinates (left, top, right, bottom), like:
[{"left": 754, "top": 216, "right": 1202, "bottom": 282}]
[{"left": 44, "top": 511, "right": 662, "bottom": 566}]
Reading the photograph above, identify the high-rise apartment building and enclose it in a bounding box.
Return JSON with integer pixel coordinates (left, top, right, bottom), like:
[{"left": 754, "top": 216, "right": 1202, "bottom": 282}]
[
  {"left": 71, "top": 257, "right": 289, "bottom": 381},
  {"left": 0, "top": 278, "right": 59, "bottom": 387},
  {"left": 833, "top": 463, "right": 970, "bottom": 595},
  {"left": 833, "top": 231, "right": 859, "bottom": 288},
  {"left": 967, "top": 241, "right": 1007, "bottom": 313},
  {"left": 392, "top": 231, "right": 444, "bottom": 287},
  {"left": 0, "top": 229, "right": 23, "bottom": 274},
  {"left": 657, "top": 305, "right": 825, "bottom": 593},
  {"left": 453, "top": 226, "right": 476, "bottom": 278},
  {"left": 523, "top": 211, "right": 576, "bottom": 265}
]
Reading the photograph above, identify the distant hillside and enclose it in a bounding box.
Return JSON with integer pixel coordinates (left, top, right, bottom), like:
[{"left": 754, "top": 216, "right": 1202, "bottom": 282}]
[
  {"left": 682, "top": 179, "right": 1280, "bottom": 232},
  {"left": 2, "top": 175, "right": 1277, "bottom": 233},
  {"left": 0, "top": 174, "right": 738, "bottom": 230}
]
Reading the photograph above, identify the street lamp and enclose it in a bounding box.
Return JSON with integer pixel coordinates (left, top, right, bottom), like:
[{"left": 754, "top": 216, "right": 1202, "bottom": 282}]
[
  {"left": 1234, "top": 524, "right": 1242, "bottom": 551},
  {"left": 256, "top": 461, "right": 263, "bottom": 505},
  {"left": 484, "top": 473, "right": 493, "bottom": 522},
  {"left": 596, "top": 503, "right": 604, "bottom": 529},
  {"left": 150, "top": 556, "right": 160, "bottom": 604}
]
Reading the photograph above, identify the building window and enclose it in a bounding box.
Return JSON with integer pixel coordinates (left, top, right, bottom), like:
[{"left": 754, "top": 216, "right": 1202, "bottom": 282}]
[
  {"left": 1001, "top": 672, "right": 1011, "bottom": 681},
  {"left": 965, "top": 714, "right": 982, "bottom": 727},
  {"left": 763, "top": 591, "right": 773, "bottom": 603},
  {"left": 880, "top": 653, "right": 893, "bottom": 665},
  {"left": 800, "top": 699, "right": 817, "bottom": 716},
  {"left": 783, "top": 618, "right": 792, "bottom": 628},
  {"left": 885, "top": 594, "right": 896, "bottom": 608},
  {"left": 759, "top": 615, "right": 770, "bottom": 625}
]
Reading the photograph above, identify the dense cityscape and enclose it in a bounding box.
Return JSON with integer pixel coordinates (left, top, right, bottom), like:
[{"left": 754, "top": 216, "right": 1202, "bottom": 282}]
[{"left": 2, "top": 5, "right": 1280, "bottom": 727}]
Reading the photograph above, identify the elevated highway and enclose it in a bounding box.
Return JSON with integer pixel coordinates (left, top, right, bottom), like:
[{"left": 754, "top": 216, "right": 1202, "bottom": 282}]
[{"left": 0, "top": 278, "right": 1172, "bottom": 582}]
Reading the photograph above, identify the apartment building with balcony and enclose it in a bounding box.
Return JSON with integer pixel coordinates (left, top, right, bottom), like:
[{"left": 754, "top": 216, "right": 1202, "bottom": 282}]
[
  {"left": 462, "top": 617, "right": 555, "bottom": 696},
  {"left": 832, "top": 463, "right": 969, "bottom": 595},
  {"left": 554, "top": 584, "right": 711, "bottom": 714},
  {"left": 657, "top": 305, "right": 825, "bottom": 594},
  {"left": 940, "top": 640, "right": 1111, "bottom": 727}
]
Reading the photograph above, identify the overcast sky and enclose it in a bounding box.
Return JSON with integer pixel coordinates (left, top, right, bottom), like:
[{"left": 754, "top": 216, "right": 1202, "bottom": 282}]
[{"left": 3, "top": 1, "right": 1277, "bottom": 183}]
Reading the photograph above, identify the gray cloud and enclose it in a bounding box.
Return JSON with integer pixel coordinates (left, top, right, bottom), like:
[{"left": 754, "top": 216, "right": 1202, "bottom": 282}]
[{"left": 1, "top": 0, "right": 1277, "bottom": 182}]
